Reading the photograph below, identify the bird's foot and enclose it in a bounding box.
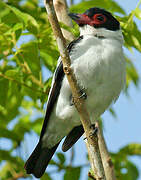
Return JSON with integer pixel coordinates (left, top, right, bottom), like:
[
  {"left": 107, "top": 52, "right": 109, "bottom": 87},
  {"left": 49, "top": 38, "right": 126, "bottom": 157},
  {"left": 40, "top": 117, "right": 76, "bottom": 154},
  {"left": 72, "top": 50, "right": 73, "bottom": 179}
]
[
  {"left": 70, "top": 95, "right": 74, "bottom": 106},
  {"left": 70, "top": 88, "right": 87, "bottom": 106},
  {"left": 83, "top": 124, "right": 98, "bottom": 141},
  {"left": 89, "top": 124, "right": 98, "bottom": 138},
  {"left": 79, "top": 88, "right": 87, "bottom": 100}
]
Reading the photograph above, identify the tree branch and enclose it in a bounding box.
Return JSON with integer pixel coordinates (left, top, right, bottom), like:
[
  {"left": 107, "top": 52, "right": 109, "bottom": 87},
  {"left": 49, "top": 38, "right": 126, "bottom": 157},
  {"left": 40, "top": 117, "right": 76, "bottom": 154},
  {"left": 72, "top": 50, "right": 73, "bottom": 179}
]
[
  {"left": 44, "top": 0, "right": 106, "bottom": 179},
  {"left": 53, "top": 0, "right": 74, "bottom": 42},
  {"left": 96, "top": 121, "right": 116, "bottom": 180}
]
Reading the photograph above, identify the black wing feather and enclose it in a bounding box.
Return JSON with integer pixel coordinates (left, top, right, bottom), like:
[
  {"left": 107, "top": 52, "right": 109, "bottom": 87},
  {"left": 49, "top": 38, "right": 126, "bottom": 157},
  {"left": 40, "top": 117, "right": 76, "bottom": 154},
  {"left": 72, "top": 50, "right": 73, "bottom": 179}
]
[
  {"left": 62, "top": 125, "right": 84, "bottom": 152},
  {"left": 40, "top": 61, "right": 64, "bottom": 139},
  {"left": 40, "top": 35, "right": 83, "bottom": 138},
  {"left": 24, "top": 141, "right": 59, "bottom": 178}
]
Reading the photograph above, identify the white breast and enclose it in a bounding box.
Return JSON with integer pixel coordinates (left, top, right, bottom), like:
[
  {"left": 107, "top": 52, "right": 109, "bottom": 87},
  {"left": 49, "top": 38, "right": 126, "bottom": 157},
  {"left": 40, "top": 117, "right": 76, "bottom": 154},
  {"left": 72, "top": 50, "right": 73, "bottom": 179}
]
[
  {"left": 70, "top": 34, "right": 126, "bottom": 121},
  {"left": 57, "top": 33, "right": 125, "bottom": 121}
]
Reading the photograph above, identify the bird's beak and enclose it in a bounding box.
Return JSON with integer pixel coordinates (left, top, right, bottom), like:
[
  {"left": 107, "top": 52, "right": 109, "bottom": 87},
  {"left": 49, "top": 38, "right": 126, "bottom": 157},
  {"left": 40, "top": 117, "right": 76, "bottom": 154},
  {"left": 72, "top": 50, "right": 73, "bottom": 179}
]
[
  {"left": 68, "top": 13, "right": 90, "bottom": 25},
  {"left": 68, "top": 13, "right": 81, "bottom": 21}
]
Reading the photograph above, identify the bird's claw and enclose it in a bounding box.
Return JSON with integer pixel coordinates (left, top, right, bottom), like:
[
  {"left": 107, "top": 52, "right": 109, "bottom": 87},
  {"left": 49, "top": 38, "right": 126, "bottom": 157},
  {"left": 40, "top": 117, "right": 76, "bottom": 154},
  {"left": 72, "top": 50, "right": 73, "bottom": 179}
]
[
  {"left": 79, "top": 88, "right": 87, "bottom": 100},
  {"left": 89, "top": 124, "right": 98, "bottom": 138},
  {"left": 70, "top": 88, "right": 87, "bottom": 106},
  {"left": 83, "top": 124, "right": 98, "bottom": 141}
]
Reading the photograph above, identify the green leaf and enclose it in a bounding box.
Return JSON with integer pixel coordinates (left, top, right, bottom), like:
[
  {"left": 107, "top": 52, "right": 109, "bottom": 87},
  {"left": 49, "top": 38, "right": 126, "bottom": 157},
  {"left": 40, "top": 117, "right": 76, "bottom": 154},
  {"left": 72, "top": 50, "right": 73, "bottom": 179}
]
[
  {"left": 70, "top": 0, "right": 125, "bottom": 14},
  {"left": 16, "top": 41, "right": 41, "bottom": 78},
  {"left": 118, "top": 160, "right": 139, "bottom": 180},
  {"left": 49, "top": 159, "right": 57, "bottom": 165},
  {"left": 38, "top": 27, "right": 59, "bottom": 70},
  {"left": 5, "top": 68, "right": 22, "bottom": 81},
  {"left": 109, "top": 108, "right": 117, "bottom": 118},
  {"left": 64, "top": 167, "right": 81, "bottom": 180},
  {"left": 134, "top": 7, "right": 141, "bottom": 20},
  {"left": 12, "top": 116, "right": 32, "bottom": 144},
  {"left": 40, "top": 51, "right": 57, "bottom": 72},
  {"left": 32, "top": 118, "right": 43, "bottom": 135},
  {"left": 0, "top": 150, "right": 17, "bottom": 162},
  {"left": 5, "top": 22, "right": 23, "bottom": 34},
  {"left": 8, "top": 5, "right": 38, "bottom": 31},
  {"left": 0, "top": 160, "right": 26, "bottom": 180},
  {"left": 59, "top": 22, "right": 79, "bottom": 37},
  {"left": 0, "top": 24, "right": 15, "bottom": 54},
  {"left": 4, "top": 23, "right": 23, "bottom": 41},
  {"left": 57, "top": 152, "right": 66, "bottom": 165},
  {"left": 0, "top": 1, "right": 38, "bottom": 34},
  {"left": 119, "top": 144, "right": 141, "bottom": 156},
  {"left": 111, "top": 143, "right": 141, "bottom": 180},
  {"left": 41, "top": 173, "right": 52, "bottom": 180},
  {"left": 121, "top": 15, "right": 141, "bottom": 52},
  {"left": 0, "top": 77, "right": 9, "bottom": 107},
  {"left": 125, "top": 57, "right": 139, "bottom": 88},
  {"left": 0, "top": 127, "right": 20, "bottom": 142},
  {"left": 1, "top": 8, "right": 20, "bottom": 27},
  {"left": 4, "top": 82, "right": 23, "bottom": 122}
]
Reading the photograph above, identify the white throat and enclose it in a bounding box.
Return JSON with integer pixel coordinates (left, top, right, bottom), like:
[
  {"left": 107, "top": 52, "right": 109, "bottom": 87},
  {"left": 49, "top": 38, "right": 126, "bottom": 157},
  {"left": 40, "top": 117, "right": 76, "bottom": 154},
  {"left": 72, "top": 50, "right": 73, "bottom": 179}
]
[{"left": 79, "top": 25, "right": 124, "bottom": 43}]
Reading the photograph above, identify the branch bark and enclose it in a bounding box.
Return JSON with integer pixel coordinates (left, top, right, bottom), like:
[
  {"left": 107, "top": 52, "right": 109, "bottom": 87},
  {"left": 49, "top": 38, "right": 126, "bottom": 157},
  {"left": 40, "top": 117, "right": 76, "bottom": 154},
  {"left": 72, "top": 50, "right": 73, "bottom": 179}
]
[
  {"left": 53, "top": 0, "right": 74, "bottom": 41},
  {"left": 44, "top": 0, "right": 106, "bottom": 179},
  {"left": 96, "top": 121, "right": 116, "bottom": 180}
]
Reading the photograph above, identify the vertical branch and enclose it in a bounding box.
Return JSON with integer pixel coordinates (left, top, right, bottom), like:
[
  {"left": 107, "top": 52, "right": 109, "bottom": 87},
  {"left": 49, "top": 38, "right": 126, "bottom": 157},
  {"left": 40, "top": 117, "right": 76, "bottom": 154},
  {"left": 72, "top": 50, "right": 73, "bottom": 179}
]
[
  {"left": 96, "top": 121, "right": 116, "bottom": 180},
  {"left": 53, "top": 0, "right": 74, "bottom": 41},
  {"left": 44, "top": 0, "right": 106, "bottom": 179}
]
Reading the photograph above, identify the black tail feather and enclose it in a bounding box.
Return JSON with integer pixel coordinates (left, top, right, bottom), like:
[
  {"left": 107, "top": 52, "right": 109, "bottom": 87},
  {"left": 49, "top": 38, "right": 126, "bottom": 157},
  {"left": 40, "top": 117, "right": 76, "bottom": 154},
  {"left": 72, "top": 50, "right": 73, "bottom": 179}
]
[
  {"left": 24, "top": 141, "right": 59, "bottom": 178},
  {"left": 62, "top": 125, "right": 84, "bottom": 152}
]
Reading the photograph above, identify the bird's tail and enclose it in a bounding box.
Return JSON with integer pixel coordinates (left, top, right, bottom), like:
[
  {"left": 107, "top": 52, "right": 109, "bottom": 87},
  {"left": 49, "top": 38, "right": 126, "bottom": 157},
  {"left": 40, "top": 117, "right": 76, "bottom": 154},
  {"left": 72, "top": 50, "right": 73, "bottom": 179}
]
[{"left": 24, "top": 141, "right": 59, "bottom": 178}]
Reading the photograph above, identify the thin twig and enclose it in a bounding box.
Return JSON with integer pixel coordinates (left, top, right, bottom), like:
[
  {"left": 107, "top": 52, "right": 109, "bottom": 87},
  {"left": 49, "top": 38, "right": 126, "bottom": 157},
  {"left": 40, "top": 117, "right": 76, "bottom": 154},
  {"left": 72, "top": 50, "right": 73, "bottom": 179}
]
[
  {"left": 8, "top": 172, "right": 26, "bottom": 180},
  {"left": 0, "top": 73, "right": 48, "bottom": 95},
  {"left": 44, "top": 0, "right": 106, "bottom": 179}
]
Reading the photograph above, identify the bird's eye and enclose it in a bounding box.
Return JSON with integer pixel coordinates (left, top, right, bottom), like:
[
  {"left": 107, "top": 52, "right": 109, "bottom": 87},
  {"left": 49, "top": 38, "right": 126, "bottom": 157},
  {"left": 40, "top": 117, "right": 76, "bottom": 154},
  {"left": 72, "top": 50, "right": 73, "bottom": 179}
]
[
  {"left": 96, "top": 15, "right": 104, "bottom": 21},
  {"left": 93, "top": 14, "right": 107, "bottom": 24}
]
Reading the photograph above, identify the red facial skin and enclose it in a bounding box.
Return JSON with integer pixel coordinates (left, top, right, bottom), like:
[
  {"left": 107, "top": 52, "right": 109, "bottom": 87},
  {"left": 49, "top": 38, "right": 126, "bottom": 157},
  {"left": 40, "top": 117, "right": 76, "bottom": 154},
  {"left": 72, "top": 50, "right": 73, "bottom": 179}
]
[{"left": 75, "top": 13, "right": 107, "bottom": 26}]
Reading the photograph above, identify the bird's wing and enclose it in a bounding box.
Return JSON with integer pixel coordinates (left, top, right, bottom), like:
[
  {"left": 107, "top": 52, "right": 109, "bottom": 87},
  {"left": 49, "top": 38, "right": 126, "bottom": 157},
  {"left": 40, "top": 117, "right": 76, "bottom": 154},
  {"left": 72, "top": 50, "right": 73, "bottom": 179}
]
[
  {"left": 40, "top": 59, "right": 64, "bottom": 139},
  {"left": 40, "top": 35, "right": 83, "bottom": 140}
]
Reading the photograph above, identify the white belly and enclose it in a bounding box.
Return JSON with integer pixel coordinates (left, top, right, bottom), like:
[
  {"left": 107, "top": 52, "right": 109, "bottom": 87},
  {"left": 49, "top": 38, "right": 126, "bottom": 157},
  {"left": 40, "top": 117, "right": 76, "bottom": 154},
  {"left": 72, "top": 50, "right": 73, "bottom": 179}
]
[{"left": 56, "top": 35, "right": 125, "bottom": 123}]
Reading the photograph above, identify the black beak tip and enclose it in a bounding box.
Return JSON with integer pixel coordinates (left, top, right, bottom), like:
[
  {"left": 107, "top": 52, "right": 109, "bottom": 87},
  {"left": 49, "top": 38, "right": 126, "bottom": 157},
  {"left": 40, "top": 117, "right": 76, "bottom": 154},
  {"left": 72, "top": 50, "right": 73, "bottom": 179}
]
[{"left": 68, "top": 13, "right": 80, "bottom": 20}]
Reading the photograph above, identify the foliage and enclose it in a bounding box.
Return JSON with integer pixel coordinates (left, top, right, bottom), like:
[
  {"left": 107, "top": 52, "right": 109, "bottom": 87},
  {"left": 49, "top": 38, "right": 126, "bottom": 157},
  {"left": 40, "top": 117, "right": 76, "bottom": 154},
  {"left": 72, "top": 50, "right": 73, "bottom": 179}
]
[
  {"left": 0, "top": 0, "right": 141, "bottom": 179},
  {"left": 111, "top": 144, "right": 141, "bottom": 180}
]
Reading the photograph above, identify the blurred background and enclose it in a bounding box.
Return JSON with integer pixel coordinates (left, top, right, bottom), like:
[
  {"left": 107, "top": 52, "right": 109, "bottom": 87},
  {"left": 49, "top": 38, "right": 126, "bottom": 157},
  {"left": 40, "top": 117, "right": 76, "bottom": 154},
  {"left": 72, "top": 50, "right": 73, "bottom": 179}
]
[{"left": 0, "top": 0, "right": 141, "bottom": 179}]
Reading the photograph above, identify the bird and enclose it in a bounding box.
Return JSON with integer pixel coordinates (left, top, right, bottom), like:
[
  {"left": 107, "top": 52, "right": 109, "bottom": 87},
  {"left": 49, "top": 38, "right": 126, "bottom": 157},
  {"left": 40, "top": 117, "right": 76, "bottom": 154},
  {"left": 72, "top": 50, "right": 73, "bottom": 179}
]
[{"left": 24, "top": 7, "right": 126, "bottom": 178}]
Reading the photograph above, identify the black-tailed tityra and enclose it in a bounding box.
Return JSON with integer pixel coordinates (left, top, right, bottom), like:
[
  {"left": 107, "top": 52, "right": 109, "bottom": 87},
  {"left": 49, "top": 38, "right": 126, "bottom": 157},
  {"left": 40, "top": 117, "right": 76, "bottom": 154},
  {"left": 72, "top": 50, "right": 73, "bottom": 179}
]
[{"left": 25, "top": 7, "right": 126, "bottom": 178}]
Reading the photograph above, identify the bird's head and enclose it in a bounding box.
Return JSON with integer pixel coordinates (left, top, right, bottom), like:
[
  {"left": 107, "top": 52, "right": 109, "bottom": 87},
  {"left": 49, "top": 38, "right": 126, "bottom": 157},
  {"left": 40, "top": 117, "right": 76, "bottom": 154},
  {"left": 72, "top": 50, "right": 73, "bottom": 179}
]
[{"left": 69, "top": 7, "right": 122, "bottom": 40}]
